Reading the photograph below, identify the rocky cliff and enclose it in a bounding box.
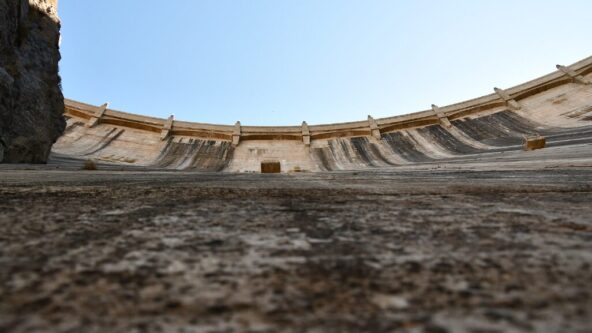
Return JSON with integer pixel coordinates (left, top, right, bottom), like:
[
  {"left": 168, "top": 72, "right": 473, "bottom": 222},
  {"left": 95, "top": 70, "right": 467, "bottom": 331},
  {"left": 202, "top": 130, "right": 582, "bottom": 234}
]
[{"left": 0, "top": 0, "right": 64, "bottom": 163}]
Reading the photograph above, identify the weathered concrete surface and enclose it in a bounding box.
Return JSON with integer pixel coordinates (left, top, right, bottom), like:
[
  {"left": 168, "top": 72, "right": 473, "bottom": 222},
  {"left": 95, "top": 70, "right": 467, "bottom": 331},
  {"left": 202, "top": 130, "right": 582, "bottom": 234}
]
[
  {"left": 0, "top": 0, "right": 64, "bottom": 163},
  {"left": 226, "top": 140, "right": 319, "bottom": 173},
  {"left": 1, "top": 164, "right": 591, "bottom": 333},
  {"left": 54, "top": 66, "right": 592, "bottom": 172}
]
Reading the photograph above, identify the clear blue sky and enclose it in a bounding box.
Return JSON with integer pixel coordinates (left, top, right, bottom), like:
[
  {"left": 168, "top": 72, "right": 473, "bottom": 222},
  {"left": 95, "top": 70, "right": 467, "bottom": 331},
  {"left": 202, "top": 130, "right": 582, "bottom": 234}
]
[{"left": 60, "top": 1, "right": 592, "bottom": 125}]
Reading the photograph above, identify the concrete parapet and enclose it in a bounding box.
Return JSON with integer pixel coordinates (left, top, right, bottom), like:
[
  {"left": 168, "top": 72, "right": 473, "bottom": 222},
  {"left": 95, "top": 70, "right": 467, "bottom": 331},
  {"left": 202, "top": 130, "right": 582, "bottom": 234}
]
[
  {"left": 556, "top": 65, "right": 591, "bottom": 85},
  {"left": 494, "top": 87, "right": 521, "bottom": 111},
  {"left": 86, "top": 103, "right": 109, "bottom": 128}
]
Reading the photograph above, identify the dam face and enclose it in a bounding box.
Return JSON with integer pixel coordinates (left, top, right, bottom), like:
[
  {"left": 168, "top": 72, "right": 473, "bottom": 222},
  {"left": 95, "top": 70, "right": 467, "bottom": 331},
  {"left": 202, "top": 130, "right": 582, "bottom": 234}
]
[{"left": 51, "top": 56, "right": 592, "bottom": 172}]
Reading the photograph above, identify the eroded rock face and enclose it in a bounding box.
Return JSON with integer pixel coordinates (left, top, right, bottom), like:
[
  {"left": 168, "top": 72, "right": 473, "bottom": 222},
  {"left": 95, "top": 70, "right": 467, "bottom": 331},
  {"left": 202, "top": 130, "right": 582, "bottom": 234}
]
[{"left": 0, "top": 0, "right": 64, "bottom": 163}]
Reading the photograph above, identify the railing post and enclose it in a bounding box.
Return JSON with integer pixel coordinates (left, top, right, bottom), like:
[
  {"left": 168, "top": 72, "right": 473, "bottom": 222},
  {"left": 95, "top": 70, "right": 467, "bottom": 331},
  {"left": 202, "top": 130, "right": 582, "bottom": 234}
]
[
  {"left": 368, "top": 115, "right": 382, "bottom": 139},
  {"left": 556, "top": 65, "right": 591, "bottom": 85},
  {"left": 232, "top": 121, "right": 241, "bottom": 146},
  {"left": 302, "top": 121, "right": 311, "bottom": 146},
  {"left": 431, "top": 104, "right": 452, "bottom": 128},
  {"left": 86, "top": 103, "right": 109, "bottom": 128},
  {"left": 160, "top": 115, "right": 174, "bottom": 140},
  {"left": 494, "top": 87, "right": 521, "bottom": 111}
]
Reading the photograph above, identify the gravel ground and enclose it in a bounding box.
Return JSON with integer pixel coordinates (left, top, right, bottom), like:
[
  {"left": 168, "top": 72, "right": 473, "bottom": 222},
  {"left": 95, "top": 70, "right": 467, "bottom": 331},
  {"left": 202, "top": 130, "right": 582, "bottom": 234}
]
[{"left": 1, "top": 169, "right": 591, "bottom": 333}]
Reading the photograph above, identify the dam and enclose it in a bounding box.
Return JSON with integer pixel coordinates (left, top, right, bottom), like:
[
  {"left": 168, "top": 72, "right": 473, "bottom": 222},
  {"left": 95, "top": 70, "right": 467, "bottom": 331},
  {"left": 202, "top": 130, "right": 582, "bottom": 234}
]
[
  {"left": 52, "top": 56, "right": 592, "bottom": 172},
  {"left": 2, "top": 1, "right": 592, "bottom": 330}
]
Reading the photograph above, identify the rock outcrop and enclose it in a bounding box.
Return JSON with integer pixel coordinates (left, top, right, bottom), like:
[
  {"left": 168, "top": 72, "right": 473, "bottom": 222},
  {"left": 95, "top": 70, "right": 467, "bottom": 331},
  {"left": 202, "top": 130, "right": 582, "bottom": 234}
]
[{"left": 0, "top": 0, "right": 64, "bottom": 163}]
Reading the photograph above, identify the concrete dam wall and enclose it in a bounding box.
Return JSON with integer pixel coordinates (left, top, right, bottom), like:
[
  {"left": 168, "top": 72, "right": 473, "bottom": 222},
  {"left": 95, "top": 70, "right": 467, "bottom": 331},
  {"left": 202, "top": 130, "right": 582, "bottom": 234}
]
[{"left": 52, "top": 56, "right": 592, "bottom": 172}]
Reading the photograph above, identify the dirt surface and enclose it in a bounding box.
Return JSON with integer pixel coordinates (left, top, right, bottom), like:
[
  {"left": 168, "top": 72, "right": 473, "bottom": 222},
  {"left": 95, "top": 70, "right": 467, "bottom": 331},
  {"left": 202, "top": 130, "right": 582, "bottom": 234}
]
[{"left": 1, "top": 168, "right": 592, "bottom": 333}]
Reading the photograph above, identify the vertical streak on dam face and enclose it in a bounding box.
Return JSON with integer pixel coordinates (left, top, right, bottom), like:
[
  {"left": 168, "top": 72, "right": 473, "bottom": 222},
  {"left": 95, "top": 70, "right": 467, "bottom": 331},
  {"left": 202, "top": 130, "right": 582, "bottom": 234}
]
[
  {"left": 311, "top": 146, "right": 337, "bottom": 171},
  {"left": 153, "top": 138, "right": 233, "bottom": 171},
  {"left": 382, "top": 132, "right": 433, "bottom": 163},
  {"left": 308, "top": 137, "right": 399, "bottom": 171},
  {"left": 452, "top": 111, "right": 542, "bottom": 146}
]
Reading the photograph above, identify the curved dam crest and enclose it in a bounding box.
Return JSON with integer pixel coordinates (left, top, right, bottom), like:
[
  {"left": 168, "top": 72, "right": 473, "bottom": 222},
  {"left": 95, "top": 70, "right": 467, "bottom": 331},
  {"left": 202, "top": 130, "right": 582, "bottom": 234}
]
[{"left": 52, "top": 56, "right": 592, "bottom": 172}]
